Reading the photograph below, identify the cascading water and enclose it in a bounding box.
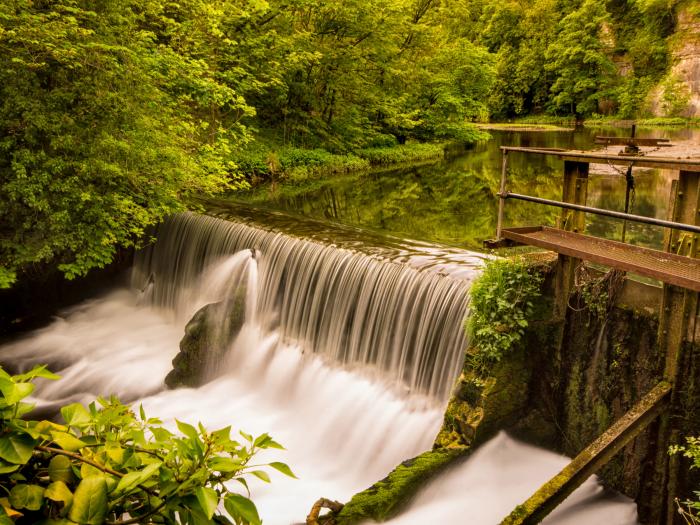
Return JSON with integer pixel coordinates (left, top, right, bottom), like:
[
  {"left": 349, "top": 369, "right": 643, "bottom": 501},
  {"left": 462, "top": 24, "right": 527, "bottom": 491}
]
[
  {"left": 0, "top": 208, "right": 638, "bottom": 524},
  {"left": 131, "top": 212, "right": 475, "bottom": 400}
]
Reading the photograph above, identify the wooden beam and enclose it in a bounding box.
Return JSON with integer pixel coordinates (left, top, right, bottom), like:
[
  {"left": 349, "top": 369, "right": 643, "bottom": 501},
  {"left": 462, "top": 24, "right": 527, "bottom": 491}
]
[
  {"left": 500, "top": 382, "right": 671, "bottom": 525},
  {"left": 499, "top": 147, "right": 700, "bottom": 172}
]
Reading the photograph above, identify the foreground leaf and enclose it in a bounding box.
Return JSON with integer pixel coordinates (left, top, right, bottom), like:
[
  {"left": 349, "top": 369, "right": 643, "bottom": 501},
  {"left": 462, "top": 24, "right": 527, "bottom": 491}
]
[
  {"left": 0, "top": 433, "right": 35, "bottom": 464},
  {"left": 196, "top": 487, "right": 219, "bottom": 520},
  {"left": 9, "top": 484, "right": 44, "bottom": 511},
  {"left": 113, "top": 461, "right": 162, "bottom": 495},
  {"left": 268, "top": 461, "right": 297, "bottom": 479},
  {"left": 68, "top": 477, "right": 108, "bottom": 525},
  {"left": 48, "top": 455, "right": 75, "bottom": 484},
  {"left": 50, "top": 431, "right": 87, "bottom": 452},
  {"left": 45, "top": 481, "right": 73, "bottom": 512},
  {"left": 224, "top": 493, "right": 261, "bottom": 525},
  {"left": 60, "top": 403, "right": 91, "bottom": 428}
]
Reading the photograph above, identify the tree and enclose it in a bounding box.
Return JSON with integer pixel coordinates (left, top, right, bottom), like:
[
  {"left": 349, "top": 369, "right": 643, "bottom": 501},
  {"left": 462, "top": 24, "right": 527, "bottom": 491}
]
[
  {"left": 0, "top": 1, "right": 249, "bottom": 288},
  {"left": 544, "top": 0, "right": 619, "bottom": 116}
]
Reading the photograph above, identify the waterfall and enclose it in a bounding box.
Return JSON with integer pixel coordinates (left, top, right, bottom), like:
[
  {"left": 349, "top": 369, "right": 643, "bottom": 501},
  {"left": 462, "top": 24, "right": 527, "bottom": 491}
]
[{"left": 132, "top": 212, "right": 477, "bottom": 401}]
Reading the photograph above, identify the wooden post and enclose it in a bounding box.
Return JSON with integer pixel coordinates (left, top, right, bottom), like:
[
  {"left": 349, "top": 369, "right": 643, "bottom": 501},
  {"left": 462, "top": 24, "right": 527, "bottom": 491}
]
[
  {"left": 652, "top": 170, "right": 700, "bottom": 524},
  {"left": 496, "top": 150, "right": 508, "bottom": 240},
  {"left": 553, "top": 161, "right": 589, "bottom": 318}
]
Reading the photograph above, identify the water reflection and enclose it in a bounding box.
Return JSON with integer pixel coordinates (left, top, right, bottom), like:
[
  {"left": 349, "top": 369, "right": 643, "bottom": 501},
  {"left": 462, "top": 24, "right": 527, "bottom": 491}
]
[{"left": 239, "top": 126, "right": 699, "bottom": 251}]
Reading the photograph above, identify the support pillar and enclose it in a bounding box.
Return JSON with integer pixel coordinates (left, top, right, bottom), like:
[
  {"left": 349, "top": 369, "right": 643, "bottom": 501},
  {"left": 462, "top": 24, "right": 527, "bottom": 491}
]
[
  {"left": 652, "top": 170, "right": 700, "bottom": 524},
  {"left": 553, "top": 161, "right": 589, "bottom": 319}
]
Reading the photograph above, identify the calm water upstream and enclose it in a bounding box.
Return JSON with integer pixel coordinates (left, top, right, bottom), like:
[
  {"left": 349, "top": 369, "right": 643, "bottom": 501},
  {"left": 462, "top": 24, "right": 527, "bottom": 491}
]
[{"left": 240, "top": 126, "right": 700, "bottom": 252}]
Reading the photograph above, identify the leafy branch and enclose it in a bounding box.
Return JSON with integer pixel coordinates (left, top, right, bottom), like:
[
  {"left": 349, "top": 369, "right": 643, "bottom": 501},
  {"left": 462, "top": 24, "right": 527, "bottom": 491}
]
[{"left": 0, "top": 365, "right": 295, "bottom": 525}]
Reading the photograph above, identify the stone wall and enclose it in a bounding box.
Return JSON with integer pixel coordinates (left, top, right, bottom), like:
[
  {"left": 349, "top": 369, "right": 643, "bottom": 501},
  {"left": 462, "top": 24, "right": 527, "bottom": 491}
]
[{"left": 649, "top": 3, "right": 700, "bottom": 117}]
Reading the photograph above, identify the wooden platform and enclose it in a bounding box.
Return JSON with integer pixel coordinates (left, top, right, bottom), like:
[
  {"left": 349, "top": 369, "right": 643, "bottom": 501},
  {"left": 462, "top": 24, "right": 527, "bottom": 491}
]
[
  {"left": 500, "top": 146, "right": 700, "bottom": 172},
  {"left": 501, "top": 226, "right": 700, "bottom": 292}
]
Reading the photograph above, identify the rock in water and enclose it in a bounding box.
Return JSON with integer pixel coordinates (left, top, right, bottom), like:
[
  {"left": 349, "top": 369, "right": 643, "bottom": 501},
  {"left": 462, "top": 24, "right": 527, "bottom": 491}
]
[{"left": 165, "top": 285, "right": 246, "bottom": 388}]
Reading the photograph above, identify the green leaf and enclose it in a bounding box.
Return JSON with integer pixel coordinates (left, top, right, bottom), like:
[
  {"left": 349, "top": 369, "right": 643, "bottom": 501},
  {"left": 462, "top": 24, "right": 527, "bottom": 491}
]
[
  {"left": 224, "top": 493, "right": 261, "bottom": 525},
  {"left": 14, "top": 402, "right": 36, "bottom": 418},
  {"left": 113, "top": 461, "right": 162, "bottom": 495},
  {"left": 50, "top": 431, "right": 86, "bottom": 452},
  {"left": 176, "top": 420, "right": 199, "bottom": 440},
  {"left": 0, "top": 380, "right": 34, "bottom": 404},
  {"left": 48, "top": 455, "right": 75, "bottom": 484},
  {"left": 253, "top": 433, "right": 284, "bottom": 449},
  {"left": 0, "top": 460, "right": 19, "bottom": 474},
  {"left": 211, "top": 426, "right": 232, "bottom": 444},
  {"left": 209, "top": 457, "right": 243, "bottom": 473},
  {"left": 150, "top": 427, "right": 173, "bottom": 442},
  {"left": 195, "top": 487, "right": 219, "bottom": 520},
  {"left": 68, "top": 477, "right": 108, "bottom": 525},
  {"left": 250, "top": 470, "right": 270, "bottom": 483},
  {"left": 9, "top": 484, "right": 44, "bottom": 511},
  {"left": 60, "top": 403, "right": 91, "bottom": 428},
  {"left": 0, "top": 507, "right": 14, "bottom": 525},
  {"left": 14, "top": 365, "right": 61, "bottom": 382},
  {"left": 0, "top": 433, "right": 35, "bottom": 464},
  {"left": 45, "top": 481, "right": 73, "bottom": 512},
  {"left": 268, "top": 461, "right": 297, "bottom": 479}
]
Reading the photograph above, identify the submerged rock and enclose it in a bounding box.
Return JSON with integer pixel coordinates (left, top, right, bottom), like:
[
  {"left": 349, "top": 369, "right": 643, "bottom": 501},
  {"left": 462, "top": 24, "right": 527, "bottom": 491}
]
[{"left": 165, "top": 285, "right": 246, "bottom": 389}]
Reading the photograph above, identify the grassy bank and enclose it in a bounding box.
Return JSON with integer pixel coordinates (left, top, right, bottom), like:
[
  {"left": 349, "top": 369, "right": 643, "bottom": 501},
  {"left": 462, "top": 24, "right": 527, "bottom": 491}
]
[
  {"left": 507, "top": 115, "right": 700, "bottom": 128},
  {"left": 234, "top": 141, "right": 453, "bottom": 185}
]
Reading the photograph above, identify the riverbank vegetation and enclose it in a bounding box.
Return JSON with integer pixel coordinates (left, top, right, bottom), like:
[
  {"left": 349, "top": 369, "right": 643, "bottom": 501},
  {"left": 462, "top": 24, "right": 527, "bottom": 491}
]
[
  {"left": 0, "top": 365, "right": 293, "bottom": 524},
  {"left": 467, "top": 258, "right": 543, "bottom": 374},
  {"left": 1, "top": 0, "right": 697, "bottom": 286}
]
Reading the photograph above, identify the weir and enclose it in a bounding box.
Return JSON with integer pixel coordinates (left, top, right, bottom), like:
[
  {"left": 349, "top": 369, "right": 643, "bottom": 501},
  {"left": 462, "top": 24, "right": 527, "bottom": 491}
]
[{"left": 132, "top": 211, "right": 481, "bottom": 401}]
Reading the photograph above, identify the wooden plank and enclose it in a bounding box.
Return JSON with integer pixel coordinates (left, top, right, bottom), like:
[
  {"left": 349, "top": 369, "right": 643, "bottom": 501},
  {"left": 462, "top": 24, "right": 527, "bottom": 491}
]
[
  {"left": 500, "top": 146, "right": 700, "bottom": 172},
  {"left": 501, "top": 227, "right": 700, "bottom": 292},
  {"left": 500, "top": 382, "right": 671, "bottom": 525},
  {"left": 594, "top": 137, "right": 671, "bottom": 146}
]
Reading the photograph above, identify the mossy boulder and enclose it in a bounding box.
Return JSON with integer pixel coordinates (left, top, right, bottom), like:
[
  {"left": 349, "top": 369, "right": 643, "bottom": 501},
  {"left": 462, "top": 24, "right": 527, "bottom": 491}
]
[
  {"left": 334, "top": 448, "right": 468, "bottom": 525},
  {"left": 165, "top": 285, "right": 246, "bottom": 388}
]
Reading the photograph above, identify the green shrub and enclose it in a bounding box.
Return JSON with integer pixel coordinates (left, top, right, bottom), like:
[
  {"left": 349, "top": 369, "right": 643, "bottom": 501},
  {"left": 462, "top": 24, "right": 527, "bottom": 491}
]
[
  {"left": 670, "top": 436, "right": 700, "bottom": 524},
  {"left": 0, "top": 366, "right": 294, "bottom": 524},
  {"left": 356, "top": 143, "right": 446, "bottom": 165},
  {"left": 467, "top": 257, "right": 543, "bottom": 374}
]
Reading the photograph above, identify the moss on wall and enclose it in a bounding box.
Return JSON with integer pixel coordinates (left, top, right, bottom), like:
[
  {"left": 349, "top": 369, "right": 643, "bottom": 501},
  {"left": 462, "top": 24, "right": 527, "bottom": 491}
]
[{"left": 334, "top": 448, "right": 468, "bottom": 525}]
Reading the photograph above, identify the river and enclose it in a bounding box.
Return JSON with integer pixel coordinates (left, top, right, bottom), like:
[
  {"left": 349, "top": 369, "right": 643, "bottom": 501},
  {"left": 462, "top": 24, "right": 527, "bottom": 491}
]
[{"left": 4, "top": 125, "right": 693, "bottom": 524}]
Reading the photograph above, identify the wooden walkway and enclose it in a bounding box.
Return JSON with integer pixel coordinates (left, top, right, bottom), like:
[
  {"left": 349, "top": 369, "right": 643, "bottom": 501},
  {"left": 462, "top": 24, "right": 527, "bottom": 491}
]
[{"left": 501, "top": 226, "right": 700, "bottom": 292}]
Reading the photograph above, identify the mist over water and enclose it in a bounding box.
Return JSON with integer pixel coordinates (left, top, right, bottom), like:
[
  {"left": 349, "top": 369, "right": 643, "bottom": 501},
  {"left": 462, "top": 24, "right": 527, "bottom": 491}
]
[{"left": 0, "top": 212, "right": 637, "bottom": 524}]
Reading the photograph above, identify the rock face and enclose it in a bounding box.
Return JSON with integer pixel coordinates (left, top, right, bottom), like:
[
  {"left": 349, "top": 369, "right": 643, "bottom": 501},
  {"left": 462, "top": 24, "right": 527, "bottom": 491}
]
[
  {"left": 649, "top": 5, "right": 700, "bottom": 117},
  {"left": 165, "top": 286, "right": 246, "bottom": 388}
]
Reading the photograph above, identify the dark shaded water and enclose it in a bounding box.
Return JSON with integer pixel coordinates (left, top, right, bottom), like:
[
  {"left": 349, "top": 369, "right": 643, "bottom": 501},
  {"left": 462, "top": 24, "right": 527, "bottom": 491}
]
[{"left": 239, "top": 126, "right": 699, "bottom": 251}]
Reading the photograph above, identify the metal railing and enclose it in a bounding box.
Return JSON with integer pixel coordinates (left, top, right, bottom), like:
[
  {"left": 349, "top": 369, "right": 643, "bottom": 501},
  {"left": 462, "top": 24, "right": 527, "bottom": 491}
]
[{"left": 495, "top": 149, "right": 700, "bottom": 239}]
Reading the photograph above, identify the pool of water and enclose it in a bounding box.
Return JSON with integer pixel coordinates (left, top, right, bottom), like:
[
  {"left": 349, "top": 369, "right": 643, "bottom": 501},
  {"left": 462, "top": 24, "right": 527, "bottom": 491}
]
[{"left": 238, "top": 126, "right": 700, "bottom": 252}]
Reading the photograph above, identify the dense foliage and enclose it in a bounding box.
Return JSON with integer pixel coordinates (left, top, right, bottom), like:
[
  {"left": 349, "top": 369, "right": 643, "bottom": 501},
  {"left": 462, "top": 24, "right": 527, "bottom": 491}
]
[
  {"left": 0, "top": 365, "right": 294, "bottom": 524},
  {"left": 466, "top": 0, "right": 691, "bottom": 119},
  {"left": 0, "top": 0, "right": 252, "bottom": 287},
  {"left": 467, "top": 258, "right": 543, "bottom": 372},
  {"left": 0, "top": 0, "right": 693, "bottom": 286}
]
